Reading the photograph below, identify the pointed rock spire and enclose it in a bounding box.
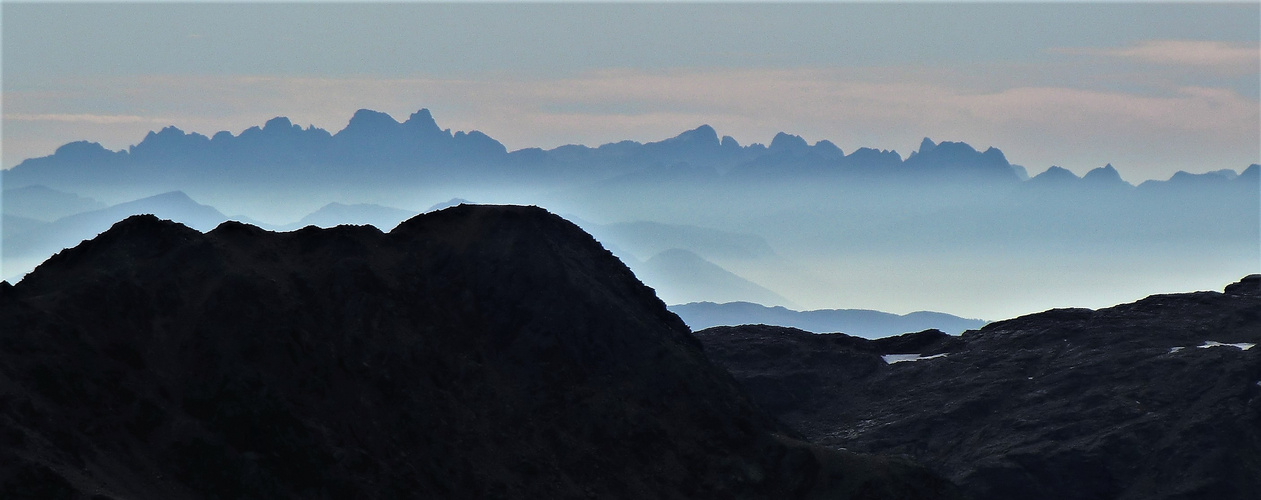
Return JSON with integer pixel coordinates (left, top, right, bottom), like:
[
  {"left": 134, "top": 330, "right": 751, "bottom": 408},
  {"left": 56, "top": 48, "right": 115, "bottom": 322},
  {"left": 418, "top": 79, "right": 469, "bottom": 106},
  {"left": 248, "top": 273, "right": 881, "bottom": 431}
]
[{"left": 1083, "top": 163, "right": 1126, "bottom": 185}]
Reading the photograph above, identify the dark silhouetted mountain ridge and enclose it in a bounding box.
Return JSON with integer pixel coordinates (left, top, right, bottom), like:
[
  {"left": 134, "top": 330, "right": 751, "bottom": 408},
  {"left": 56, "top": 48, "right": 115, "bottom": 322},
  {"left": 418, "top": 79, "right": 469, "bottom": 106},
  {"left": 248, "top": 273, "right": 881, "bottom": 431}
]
[{"left": 0, "top": 205, "right": 961, "bottom": 499}]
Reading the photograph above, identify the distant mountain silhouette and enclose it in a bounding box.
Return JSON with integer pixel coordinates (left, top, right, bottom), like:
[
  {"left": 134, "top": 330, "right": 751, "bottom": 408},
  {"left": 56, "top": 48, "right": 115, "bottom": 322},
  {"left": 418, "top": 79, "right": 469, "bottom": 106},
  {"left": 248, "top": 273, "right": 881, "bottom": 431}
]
[
  {"left": 280, "top": 202, "right": 417, "bottom": 232},
  {"left": 2, "top": 184, "right": 105, "bottom": 221},
  {"left": 632, "top": 249, "right": 795, "bottom": 307},
  {"left": 1027, "top": 165, "right": 1080, "bottom": 186},
  {"left": 0, "top": 205, "right": 961, "bottom": 498},
  {"left": 425, "top": 197, "right": 473, "bottom": 212},
  {"left": 1239, "top": 163, "right": 1259, "bottom": 180},
  {"left": 900, "top": 138, "right": 1022, "bottom": 184},
  {"left": 578, "top": 220, "right": 776, "bottom": 262},
  {"left": 1, "top": 214, "right": 43, "bottom": 241},
  {"left": 1081, "top": 163, "right": 1128, "bottom": 187},
  {"left": 669, "top": 301, "right": 987, "bottom": 338},
  {"left": 1139, "top": 167, "right": 1248, "bottom": 190},
  {"left": 4, "top": 190, "right": 790, "bottom": 310},
  {"left": 2, "top": 108, "right": 1255, "bottom": 321},
  {"left": 3, "top": 191, "right": 230, "bottom": 281},
  {"left": 2, "top": 108, "right": 513, "bottom": 192},
  {"left": 1, "top": 107, "right": 1167, "bottom": 195}
]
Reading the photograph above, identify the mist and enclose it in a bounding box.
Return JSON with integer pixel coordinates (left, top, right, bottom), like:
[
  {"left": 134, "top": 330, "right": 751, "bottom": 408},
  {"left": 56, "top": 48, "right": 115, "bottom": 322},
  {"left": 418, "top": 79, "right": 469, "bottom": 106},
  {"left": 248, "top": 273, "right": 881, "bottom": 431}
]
[{"left": 4, "top": 111, "right": 1255, "bottom": 320}]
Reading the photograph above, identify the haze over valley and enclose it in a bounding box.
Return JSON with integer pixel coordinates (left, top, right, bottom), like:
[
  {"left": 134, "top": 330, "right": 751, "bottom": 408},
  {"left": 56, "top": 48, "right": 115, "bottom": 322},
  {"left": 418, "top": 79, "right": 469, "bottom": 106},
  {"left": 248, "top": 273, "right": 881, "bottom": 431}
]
[
  {"left": 4, "top": 108, "right": 1256, "bottom": 324},
  {"left": 3, "top": 3, "right": 1260, "bottom": 498}
]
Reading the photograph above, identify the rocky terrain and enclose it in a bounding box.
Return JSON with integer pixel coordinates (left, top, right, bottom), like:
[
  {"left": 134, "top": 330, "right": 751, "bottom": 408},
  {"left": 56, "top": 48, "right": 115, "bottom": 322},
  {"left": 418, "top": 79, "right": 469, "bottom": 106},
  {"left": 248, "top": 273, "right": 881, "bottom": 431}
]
[
  {"left": 0, "top": 205, "right": 960, "bottom": 499},
  {"left": 697, "top": 275, "right": 1261, "bottom": 500}
]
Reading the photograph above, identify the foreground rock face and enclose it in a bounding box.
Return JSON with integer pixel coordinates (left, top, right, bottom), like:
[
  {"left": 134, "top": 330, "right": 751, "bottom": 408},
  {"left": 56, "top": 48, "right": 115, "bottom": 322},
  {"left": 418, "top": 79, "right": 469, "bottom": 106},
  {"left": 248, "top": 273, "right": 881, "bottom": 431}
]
[
  {"left": 697, "top": 275, "right": 1261, "bottom": 500},
  {"left": 0, "top": 205, "right": 960, "bottom": 499}
]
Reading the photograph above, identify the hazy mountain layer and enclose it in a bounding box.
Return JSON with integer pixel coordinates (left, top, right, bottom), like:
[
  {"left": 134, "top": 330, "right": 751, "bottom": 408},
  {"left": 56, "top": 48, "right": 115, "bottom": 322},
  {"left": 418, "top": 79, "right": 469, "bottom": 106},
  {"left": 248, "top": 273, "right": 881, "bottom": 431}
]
[
  {"left": 276, "top": 202, "right": 417, "bottom": 232},
  {"left": 2, "top": 184, "right": 105, "bottom": 221},
  {"left": 632, "top": 249, "right": 795, "bottom": 307},
  {"left": 8, "top": 107, "right": 1252, "bottom": 197},
  {"left": 2, "top": 108, "right": 1256, "bottom": 319},
  {"left": 0, "top": 205, "right": 961, "bottom": 499},
  {"left": 3, "top": 191, "right": 229, "bottom": 281},
  {"left": 576, "top": 220, "right": 776, "bottom": 262},
  {"left": 670, "top": 301, "right": 987, "bottom": 338},
  {"left": 696, "top": 276, "right": 1261, "bottom": 500}
]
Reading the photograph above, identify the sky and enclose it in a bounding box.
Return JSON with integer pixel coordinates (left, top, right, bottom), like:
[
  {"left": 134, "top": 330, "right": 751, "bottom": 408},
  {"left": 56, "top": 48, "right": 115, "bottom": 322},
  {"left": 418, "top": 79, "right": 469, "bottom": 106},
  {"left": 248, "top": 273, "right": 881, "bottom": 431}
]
[{"left": 2, "top": 2, "right": 1259, "bottom": 181}]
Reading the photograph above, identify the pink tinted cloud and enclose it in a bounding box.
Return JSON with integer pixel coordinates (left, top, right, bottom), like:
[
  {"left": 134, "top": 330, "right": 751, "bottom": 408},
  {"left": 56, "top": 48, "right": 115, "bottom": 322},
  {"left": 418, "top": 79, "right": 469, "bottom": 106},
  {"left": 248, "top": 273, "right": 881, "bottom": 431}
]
[{"left": 1054, "top": 40, "right": 1260, "bottom": 75}]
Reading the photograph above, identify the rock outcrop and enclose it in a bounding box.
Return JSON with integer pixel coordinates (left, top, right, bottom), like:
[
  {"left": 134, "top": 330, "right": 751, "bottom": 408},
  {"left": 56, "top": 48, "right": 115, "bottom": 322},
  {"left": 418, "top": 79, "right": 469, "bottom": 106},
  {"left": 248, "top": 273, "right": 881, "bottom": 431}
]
[{"left": 697, "top": 275, "right": 1261, "bottom": 500}]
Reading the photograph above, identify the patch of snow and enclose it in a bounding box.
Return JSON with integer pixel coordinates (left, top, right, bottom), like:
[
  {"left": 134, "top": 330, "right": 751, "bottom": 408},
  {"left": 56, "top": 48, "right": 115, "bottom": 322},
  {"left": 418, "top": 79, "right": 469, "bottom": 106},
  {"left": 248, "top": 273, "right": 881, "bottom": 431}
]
[
  {"left": 882, "top": 353, "right": 948, "bottom": 364},
  {"left": 1197, "top": 341, "right": 1256, "bottom": 351},
  {"left": 1169, "top": 347, "right": 1184, "bottom": 353}
]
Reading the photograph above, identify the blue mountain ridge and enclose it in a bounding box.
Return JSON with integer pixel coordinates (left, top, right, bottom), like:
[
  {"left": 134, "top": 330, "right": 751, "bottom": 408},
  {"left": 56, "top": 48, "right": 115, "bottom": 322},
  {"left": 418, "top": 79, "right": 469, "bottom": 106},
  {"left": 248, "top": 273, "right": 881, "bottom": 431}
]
[
  {"left": 668, "top": 301, "right": 987, "bottom": 339},
  {"left": 10, "top": 108, "right": 1251, "bottom": 197},
  {"left": 0, "top": 108, "right": 1107, "bottom": 188}
]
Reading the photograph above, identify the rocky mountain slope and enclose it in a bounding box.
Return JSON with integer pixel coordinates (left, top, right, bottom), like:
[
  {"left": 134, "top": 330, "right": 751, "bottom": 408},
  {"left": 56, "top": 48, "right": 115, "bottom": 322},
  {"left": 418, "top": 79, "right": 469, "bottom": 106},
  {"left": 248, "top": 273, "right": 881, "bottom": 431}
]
[
  {"left": 696, "top": 275, "right": 1261, "bottom": 500},
  {"left": 0, "top": 205, "right": 960, "bottom": 499}
]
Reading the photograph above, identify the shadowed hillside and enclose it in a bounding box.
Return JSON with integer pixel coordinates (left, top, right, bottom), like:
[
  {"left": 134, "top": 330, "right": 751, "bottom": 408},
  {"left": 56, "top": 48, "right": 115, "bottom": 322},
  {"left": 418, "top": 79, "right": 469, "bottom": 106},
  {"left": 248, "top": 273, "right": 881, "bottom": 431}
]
[
  {"left": 697, "top": 276, "right": 1261, "bottom": 500},
  {"left": 0, "top": 205, "right": 960, "bottom": 499}
]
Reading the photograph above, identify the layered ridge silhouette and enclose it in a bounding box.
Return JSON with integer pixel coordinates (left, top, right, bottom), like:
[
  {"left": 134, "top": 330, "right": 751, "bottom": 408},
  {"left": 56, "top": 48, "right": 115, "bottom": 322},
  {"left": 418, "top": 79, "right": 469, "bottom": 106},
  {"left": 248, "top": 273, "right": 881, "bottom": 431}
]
[
  {"left": 8, "top": 107, "right": 1255, "bottom": 193},
  {"left": 3, "top": 108, "right": 1257, "bottom": 322},
  {"left": 0, "top": 205, "right": 960, "bottom": 499}
]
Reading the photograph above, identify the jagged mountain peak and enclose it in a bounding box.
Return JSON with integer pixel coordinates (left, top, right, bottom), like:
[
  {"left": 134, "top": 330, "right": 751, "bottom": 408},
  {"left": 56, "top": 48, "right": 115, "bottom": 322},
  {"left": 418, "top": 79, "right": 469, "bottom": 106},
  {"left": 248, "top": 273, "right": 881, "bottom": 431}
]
[
  {"left": 916, "top": 137, "right": 937, "bottom": 156},
  {"left": 676, "top": 124, "right": 719, "bottom": 144},
  {"left": 1082, "top": 163, "right": 1128, "bottom": 185},
  {"left": 769, "top": 132, "right": 809, "bottom": 152},
  {"left": 401, "top": 108, "right": 444, "bottom": 135},
  {"left": 981, "top": 146, "right": 1007, "bottom": 163},
  {"left": 1239, "top": 164, "right": 1259, "bottom": 181},
  {"left": 340, "top": 108, "right": 401, "bottom": 134},
  {"left": 150, "top": 125, "right": 187, "bottom": 137},
  {"left": 262, "top": 116, "right": 295, "bottom": 131},
  {"left": 1031, "top": 165, "right": 1079, "bottom": 182},
  {"left": 52, "top": 140, "right": 114, "bottom": 157}
]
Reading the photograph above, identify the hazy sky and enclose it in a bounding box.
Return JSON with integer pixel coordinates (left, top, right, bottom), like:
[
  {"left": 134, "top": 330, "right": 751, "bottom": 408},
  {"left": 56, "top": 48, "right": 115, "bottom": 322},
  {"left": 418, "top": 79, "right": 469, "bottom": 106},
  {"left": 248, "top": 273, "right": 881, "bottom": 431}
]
[{"left": 3, "top": 2, "right": 1259, "bottom": 181}]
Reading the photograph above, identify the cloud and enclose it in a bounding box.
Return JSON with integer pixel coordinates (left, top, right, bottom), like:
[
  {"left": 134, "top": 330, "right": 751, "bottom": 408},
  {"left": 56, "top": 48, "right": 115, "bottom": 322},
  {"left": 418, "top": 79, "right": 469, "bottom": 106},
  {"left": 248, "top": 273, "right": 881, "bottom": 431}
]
[{"left": 1054, "top": 40, "right": 1260, "bottom": 74}]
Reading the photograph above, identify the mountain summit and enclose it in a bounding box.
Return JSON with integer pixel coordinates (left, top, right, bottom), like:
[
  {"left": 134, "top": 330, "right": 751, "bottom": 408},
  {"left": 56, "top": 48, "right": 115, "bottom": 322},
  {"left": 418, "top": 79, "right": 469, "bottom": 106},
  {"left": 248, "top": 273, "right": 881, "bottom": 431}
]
[{"left": 0, "top": 205, "right": 959, "bottom": 499}]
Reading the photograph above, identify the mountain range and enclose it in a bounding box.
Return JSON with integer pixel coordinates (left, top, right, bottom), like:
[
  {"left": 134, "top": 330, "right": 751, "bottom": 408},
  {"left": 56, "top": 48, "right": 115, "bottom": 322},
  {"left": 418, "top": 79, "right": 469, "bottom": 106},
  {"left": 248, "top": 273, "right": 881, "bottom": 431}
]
[
  {"left": 670, "top": 301, "right": 987, "bottom": 338},
  {"left": 2, "top": 107, "right": 1257, "bottom": 320},
  {"left": 6, "top": 108, "right": 1255, "bottom": 196},
  {"left": 3, "top": 203, "right": 1257, "bottom": 498},
  {"left": 0, "top": 205, "right": 962, "bottom": 499}
]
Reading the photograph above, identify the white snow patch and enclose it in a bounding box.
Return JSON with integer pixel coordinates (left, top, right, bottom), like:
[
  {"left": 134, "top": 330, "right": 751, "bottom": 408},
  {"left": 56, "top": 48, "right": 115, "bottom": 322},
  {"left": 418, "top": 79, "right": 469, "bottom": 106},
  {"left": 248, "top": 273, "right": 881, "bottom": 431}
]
[
  {"left": 1168, "top": 346, "right": 1184, "bottom": 353},
  {"left": 882, "top": 353, "right": 948, "bottom": 364},
  {"left": 1197, "top": 341, "right": 1255, "bottom": 351}
]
